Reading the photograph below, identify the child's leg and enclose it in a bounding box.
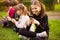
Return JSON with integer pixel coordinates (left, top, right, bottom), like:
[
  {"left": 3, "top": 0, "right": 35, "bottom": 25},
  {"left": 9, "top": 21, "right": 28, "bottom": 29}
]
[
  {"left": 18, "top": 28, "right": 36, "bottom": 37},
  {"left": 0, "top": 20, "right": 6, "bottom": 24},
  {"left": 32, "top": 37, "right": 48, "bottom": 40},
  {"left": 13, "top": 25, "right": 19, "bottom": 33},
  {"left": 0, "top": 20, "right": 7, "bottom": 27}
]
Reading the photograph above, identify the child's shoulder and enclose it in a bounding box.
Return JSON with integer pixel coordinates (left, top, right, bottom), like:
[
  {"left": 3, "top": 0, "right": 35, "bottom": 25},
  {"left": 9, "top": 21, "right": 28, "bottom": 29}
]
[
  {"left": 22, "top": 15, "right": 29, "bottom": 19},
  {"left": 22, "top": 15, "right": 29, "bottom": 17}
]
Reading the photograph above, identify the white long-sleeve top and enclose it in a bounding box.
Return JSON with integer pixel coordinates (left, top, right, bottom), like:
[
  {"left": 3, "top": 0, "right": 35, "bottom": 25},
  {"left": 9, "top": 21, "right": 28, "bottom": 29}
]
[{"left": 15, "top": 15, "right": 30, "bottom": 28}]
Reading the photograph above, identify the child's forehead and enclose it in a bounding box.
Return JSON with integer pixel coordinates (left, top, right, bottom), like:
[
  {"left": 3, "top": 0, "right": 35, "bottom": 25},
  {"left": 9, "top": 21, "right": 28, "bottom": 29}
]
[
  {"left": 31, "top": 5, "right": 36, "bottom": 7},
  {"left": 31, "top": 5, "right": 39, "bottom": 8},
  {"left": 31, "top": 5, "right": 38, "bottom": 7}
]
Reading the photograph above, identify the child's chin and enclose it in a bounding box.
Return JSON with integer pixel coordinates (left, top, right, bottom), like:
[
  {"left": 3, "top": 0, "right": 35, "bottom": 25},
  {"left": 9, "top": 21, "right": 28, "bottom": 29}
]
[{"left": 33, "top": 12, "right": 36, "bottom": 14}]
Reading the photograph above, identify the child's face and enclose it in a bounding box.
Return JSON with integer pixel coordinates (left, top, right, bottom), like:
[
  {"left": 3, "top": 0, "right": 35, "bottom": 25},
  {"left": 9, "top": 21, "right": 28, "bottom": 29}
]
[
  {"left": 31, "top": 5, "right": 41, "bottom": 15},
  {"left": 16, "top": 10, "right": 23, "bottom": 15}
]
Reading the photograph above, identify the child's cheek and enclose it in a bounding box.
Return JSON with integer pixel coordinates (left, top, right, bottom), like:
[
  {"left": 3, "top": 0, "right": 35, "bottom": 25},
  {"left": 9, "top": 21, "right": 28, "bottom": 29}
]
[{"left": 16, "top": 11, "right": 20, "bottom": 15}]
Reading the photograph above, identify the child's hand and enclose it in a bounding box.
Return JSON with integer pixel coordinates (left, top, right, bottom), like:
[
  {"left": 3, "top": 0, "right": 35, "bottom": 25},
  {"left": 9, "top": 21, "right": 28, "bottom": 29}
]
[
  {"left": 7, "top": 16, "right": 11, "bottom": 21},
  {"left": 2, "top": 16, "right": 6, "bottom": 19},
  {"left": 33, "top": 19, "right": 40, "bottom": 25},
  {"left": 29, "top": 18, "right": 34, "bottom": 24},
  {"left": 11, "top": 19, "right": 16, "bottom": 23}
]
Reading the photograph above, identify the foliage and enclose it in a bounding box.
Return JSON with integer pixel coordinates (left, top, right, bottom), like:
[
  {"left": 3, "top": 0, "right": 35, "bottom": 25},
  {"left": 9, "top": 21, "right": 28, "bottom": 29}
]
[
  {"left": 43, "top": 0, "right": 56, "bottom": 10},
  {"left": 0, "top": 2, "right": 4, "bottom": 11}
]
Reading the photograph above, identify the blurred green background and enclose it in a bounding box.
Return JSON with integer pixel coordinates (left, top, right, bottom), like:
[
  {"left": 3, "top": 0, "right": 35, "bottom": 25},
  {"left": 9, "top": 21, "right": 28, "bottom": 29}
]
[{"left": 0, "top": 0, "right": 60, "bottom": 40}]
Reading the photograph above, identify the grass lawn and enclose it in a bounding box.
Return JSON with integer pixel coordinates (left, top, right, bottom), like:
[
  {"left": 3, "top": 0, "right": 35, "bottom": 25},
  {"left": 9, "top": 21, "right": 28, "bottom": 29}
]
[
  {"left": 54, "top": 4, "right": 60, "bottom": 11},
  {"left": 0, "top": 11, "right": 60, "bottom": 40},
  {"left": 0, "top": 26, "right": 19, "bottom": 40},
  {"left": 48, "top": 19, "right": 60, "bottom": 40}
]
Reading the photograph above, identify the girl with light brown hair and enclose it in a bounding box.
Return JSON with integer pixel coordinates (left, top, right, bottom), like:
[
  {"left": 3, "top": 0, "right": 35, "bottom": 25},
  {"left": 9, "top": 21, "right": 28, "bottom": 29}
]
[{"left": 17, "top": 0, "right": 49, "bottom": 40}]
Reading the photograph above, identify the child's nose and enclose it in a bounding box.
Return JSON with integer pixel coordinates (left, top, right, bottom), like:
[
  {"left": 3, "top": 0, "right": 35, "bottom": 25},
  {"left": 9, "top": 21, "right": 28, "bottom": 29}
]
[{"left": 32, "top": 9, "right": 36, "bottom": 12}]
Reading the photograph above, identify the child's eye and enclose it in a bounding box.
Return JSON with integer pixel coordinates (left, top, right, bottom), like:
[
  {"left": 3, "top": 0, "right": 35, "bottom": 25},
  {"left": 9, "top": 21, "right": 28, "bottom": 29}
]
[{"left": 34, "top": 7, "right": 37, "bottom": 9}]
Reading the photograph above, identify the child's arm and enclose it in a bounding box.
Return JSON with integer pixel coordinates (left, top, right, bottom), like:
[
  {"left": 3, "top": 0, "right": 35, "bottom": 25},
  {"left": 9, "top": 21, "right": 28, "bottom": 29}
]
[
  {"left": 11, "top": 19, "right": 17, "bottom": 24},
  {"left": 33, "top": 19, "right": 40, "bottom": 25},
  {"left": 12, "top": 16, "right": 29, "bottom": 28},
  {"left": 7, "top": 16, "right": 12, "bottom": 21},
  {"left": 0, "top": 16, "right": 8, "bottom": 21},
  {"left": 30, "top": 18, "right": 40, "bottom": 25}
]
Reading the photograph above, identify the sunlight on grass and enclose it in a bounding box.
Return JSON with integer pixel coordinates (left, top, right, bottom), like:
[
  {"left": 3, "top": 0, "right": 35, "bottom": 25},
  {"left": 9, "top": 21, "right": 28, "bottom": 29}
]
[
  {"left": 54, "top": 4, "right": 60, "bottom": 11},
  {"left": 49, "top": 19, "right": 60, "bottom": 40},
  {"left": 0, "top": 26, "right": 19, "bottom": 40},
  {"left": 0, "top": 11, "right": 7, "bottom": 20}
]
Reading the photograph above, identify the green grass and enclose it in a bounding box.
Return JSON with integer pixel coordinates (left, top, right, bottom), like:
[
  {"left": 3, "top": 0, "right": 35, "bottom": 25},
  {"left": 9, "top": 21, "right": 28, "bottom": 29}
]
[
  {"left": 54, "top": 4, "right": 60, "bottom": 11},
  {"left": 0, "top": 27, "right": 19, "bottom": 40},
  {"left": 0, "top": 11, "right": 60, "bottom": 40},
  {"left": 49, "top": 19, "right": 60, "bottom": 40},
  {"left": 0, "top": 12, "right": 7, "bottom": 20}
]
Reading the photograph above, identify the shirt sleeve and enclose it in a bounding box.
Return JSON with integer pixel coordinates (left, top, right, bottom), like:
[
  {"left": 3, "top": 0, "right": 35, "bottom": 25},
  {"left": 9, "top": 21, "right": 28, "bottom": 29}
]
[
  {"left": 15, "top": 16, "right": 29, "bottom": 28},
  {"left": 18, "top": 15, "right": 49, "bottom": 38},
  {"left": 41, "top": 15, "right": 49, "bottom": 35}
]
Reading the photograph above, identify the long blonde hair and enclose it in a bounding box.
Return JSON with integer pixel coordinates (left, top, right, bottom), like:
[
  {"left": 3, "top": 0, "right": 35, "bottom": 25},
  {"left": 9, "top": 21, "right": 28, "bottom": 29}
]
[
  {"left": 30, "top": 0, "right": 45, "bottom": 18},
  {"left": 15, "top": 4, "right": 28, "bottom": 15}
]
